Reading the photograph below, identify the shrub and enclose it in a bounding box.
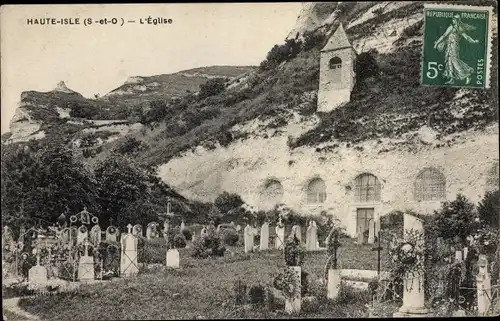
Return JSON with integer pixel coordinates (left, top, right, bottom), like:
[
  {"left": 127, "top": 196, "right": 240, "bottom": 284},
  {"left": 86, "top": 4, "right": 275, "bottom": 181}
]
[
  {"left": 221, "top": 228, "right": 239, "bottom": 246},
  {"left": 248, "top": 284, "right": 266, "bottom": 305},
  {"left": 173, "top": 233, "right": 187, "bottom": 248},
  {"left": 233, "top": 279, "right": 248, "bottom": 305},
  {"left": 263, "top": 39, "right": 303, "bottom": 69},
  {"left": 355, "top": 49, "right": 379, "bottom": 83},
  {"left": 214, "top": 191, "right": 244, "bottom": 215},
  {"left": 284, "top": 236, "right": 305, "bottom": 266},
  {"left": 181, "top": 228, "right": 193, "bottom": 241},
  {"left": 198, "top": 78, "right": 227, "bottom": 100},
  {"left": 432, "top": 194, "right": 480, "bottom": 247},
  {"left": 137, "top": 238, "right": 165, "bottom": 264},
  {"left": 302, "top": 32, "right": 326, "bottom": 51},
  {"left": 191, "top": 226, "right": 225, "bottom": 258}
]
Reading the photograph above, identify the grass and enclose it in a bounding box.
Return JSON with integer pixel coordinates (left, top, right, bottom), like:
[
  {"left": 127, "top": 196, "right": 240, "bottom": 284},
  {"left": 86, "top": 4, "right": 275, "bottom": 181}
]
[{"left": 17, "top": 241, "right": 377, "bottom": 320}]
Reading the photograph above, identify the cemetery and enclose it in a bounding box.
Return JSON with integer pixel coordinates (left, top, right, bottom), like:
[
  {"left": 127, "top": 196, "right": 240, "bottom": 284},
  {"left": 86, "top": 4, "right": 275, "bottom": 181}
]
[{"left": 2, "top": 191, "right": 499, "bottom": 320}]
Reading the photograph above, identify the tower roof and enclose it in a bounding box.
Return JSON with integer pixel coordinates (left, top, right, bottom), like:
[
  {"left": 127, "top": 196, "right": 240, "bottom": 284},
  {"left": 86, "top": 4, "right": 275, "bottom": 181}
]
[{"left": 321, "top": 24, "right": 352, "bottom": 52}]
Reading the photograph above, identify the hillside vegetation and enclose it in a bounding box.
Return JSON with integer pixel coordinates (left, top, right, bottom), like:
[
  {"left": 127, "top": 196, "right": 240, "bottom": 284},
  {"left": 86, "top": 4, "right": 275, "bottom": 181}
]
[{"left": 4, "top": 1, "right": 498, "bottom": 170}]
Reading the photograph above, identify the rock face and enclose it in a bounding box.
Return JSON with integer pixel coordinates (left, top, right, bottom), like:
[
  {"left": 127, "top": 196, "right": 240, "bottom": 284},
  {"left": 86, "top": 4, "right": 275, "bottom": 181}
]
[
  {"left": 158, "top": 124, "right": 499, "bottom": 237},
  {"left": 54, "top": 81, "right": 78, "bottom": 94},
  {"left": 5, "top": 66, "right": 253, "bottom": 144},
  {"left": 157, "top": 1, "right": 499, "bottom": 236}
]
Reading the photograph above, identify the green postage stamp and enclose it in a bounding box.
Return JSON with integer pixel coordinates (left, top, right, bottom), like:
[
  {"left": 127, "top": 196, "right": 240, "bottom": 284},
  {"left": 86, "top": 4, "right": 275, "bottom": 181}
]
[{"left": 421, "top": 3, "right": 494, "bottom": 88}]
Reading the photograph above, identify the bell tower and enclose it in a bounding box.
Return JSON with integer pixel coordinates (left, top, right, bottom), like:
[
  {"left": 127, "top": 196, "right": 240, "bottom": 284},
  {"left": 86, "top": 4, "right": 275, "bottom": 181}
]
[{"left": 317, "top": 24, "right": 356, "bottom": 112}]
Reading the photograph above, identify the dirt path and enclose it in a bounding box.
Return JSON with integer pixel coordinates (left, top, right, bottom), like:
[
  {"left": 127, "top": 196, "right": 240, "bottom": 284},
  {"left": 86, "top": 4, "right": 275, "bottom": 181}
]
[{"left": 3, "top": 297, "right": 41, "bottom": 321}]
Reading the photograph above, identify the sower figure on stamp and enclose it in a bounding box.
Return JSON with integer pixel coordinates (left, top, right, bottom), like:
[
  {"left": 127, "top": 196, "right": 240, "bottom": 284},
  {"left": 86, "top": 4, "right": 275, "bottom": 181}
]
[{"left": 434, "top": 14, "right": 479, "bottom": 85}]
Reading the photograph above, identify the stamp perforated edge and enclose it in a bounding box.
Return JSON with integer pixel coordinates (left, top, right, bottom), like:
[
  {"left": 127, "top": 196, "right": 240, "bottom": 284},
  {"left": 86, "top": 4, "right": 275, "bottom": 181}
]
[{"left": 422, "top": 3, "right": 494, "bottom": 89}]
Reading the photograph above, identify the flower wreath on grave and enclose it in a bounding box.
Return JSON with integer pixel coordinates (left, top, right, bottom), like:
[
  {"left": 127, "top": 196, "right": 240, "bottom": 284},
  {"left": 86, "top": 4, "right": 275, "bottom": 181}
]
[
  {"left": 273, "top": 267, "right": 301, "bottom": 299},
  {"left": 388, "top": 229, "right": 425, "bottom": 284}
]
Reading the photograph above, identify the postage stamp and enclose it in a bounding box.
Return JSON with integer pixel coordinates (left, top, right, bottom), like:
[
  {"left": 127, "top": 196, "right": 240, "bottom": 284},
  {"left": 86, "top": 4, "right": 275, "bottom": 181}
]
[{"left": 421, "top": 3, "right": 494, "bottom": 89}]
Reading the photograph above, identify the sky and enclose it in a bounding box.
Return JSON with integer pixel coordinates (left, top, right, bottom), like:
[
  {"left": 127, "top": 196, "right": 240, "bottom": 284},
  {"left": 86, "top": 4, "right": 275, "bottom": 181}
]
[{"left": 0, "top": 3, "right": 302, "bottom": 134}]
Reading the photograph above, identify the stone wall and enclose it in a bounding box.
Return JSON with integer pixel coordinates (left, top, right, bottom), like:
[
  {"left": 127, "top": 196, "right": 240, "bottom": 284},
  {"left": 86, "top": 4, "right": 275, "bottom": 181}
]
[{"left": 158, "top": 124, "right": 499, "bottom": 236}]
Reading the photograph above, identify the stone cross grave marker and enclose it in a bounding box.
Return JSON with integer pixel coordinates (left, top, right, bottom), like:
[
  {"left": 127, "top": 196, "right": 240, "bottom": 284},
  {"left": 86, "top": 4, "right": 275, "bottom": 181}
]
[
  {"left": 120, "top": 224, "right": 138, "bottom": 277},
  {"left": 78, "top": 240, "right": 95, "bottom": 282}
]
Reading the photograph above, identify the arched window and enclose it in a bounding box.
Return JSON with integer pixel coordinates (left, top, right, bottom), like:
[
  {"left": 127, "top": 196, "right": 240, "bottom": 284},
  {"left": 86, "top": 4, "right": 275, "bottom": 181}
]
[
  {"left": 262, "top": 179, "right": 284, "bottom": 204},
  {"left": 486, "top": 162, "right": 499, "bottom": 192},
  {"left": 329, "top": 57, "right": 342, "bottom": 69},
  {"left": 414, "top": 168, "right": 446, "bottom": 201},
  {"left": 354, "top": 173, "right": 381, "bottom": 203},
  {"left": 306, "top": 178, "right": 327, "bottom": 204}
]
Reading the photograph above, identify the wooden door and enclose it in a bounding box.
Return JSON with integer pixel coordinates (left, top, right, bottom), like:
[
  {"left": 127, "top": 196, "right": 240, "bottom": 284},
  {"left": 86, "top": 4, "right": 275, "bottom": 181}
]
[{"left": 356, "top": 208, "right": 374, "bottom": 235}]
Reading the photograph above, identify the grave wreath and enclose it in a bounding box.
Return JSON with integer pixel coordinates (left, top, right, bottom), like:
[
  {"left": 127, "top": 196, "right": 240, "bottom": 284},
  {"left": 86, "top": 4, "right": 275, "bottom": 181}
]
[
  {"left": 387, "top": 229, "right": 425, "bottom": 291},
  {"left": 273, "top": 235, "right": 306, "bottom": 300}
]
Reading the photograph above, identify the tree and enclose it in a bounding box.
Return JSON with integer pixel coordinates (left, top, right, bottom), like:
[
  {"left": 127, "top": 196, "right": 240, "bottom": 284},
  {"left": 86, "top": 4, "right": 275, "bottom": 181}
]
[
  {"left": 214, "top": 191, "right": 244, "bottom": 216},
  {"left": 477, "top": 189, "right": 500, "bottom": 229},
  {"left": 1, "top": 142, "right": 100, "bottom": 228},
  {"left": 95, "top": 155, "right": 151, "bottom": 227},
  {"left": 432, "top": 194, "right": 480, "bottom": 247}
]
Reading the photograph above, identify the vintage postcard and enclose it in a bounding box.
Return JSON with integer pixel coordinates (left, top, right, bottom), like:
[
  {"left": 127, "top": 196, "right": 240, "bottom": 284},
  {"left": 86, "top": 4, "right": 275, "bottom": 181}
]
[{"left": 1, "top": 2, "right": 499, "bottom": 320}]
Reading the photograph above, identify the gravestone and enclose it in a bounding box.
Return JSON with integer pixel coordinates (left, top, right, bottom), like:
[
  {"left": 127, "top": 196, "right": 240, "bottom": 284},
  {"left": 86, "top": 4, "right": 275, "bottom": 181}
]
[
  {"left": 70, "top": 227, "right": 78, "bottom": 247},
  {"left": 306, "top": 222, "right": 312, "bottom": 250},
  {"left": 28, "top": 252, "right": 48, "bottom": 286},
  {"left": 375, "top": 218, "right": 381, "bottom": 236},
  {"left": 260, "top": 222, "right": 269, "bottom": 251},
  {"left": 285, "top": 266, "right": 302, "bottom": 314},
  {"left": 60, "top": 228, "right": 71, "bottom": 244},
  {"left": 180, "top": 220, "right": 186, "bottom": 232},
  {"left": 166, "top": 249, "right": 180, "bottom": 269},
  {"left": 275, "top": 222, "right": 285, "bottom": 250},
  {"left": 393, "top": 214, "right": 430, "bottom": 317},
  {"left": 200, "top": 227, "right": 208, "bottom": 238},
  {"left": 78, "top": 241, "right": 95, "bottom": 281},
  {"left": 312, "top": 221, "right": 318, "bottom": 250},
  {"left": 476, "top": 255, "right": 491, "bottom": 315},
  {"left": 367, "top": 219, "right": 375, "bottom": 244},
  {"left": 90, "top": 225, "right": 101, "bottom": 246},
  {"left": 291, "top": 225, "right": 302, "bottom": 242},
  {"left": 244, "top": 224, "right": 254, "bottom": 253},
  {"left": 235, "top": 225, "right": 241, "bottom": 232},
  {"left": 132, "top": 224, "right": 143, "bottom": 237},
  {"left": 120, "top": 224, "right": 138, "bottom": 277},
  {"left": 216, "top": 224, "right": 221, "bottom": 234},
  {"left": 328, "top": 268, "right": 341, "bottom": 299},
  {"left": 146, "top": 222, "right": 157, "bottom": 240},
  {"left": 77, "top": 226, "right": 88, "bottom": 245},
  {"left": 306, "top": 221, "right": 318, "bottom": 251},
  {"left": 106, "top": 226, "right": 119, "bottom": 243}
]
